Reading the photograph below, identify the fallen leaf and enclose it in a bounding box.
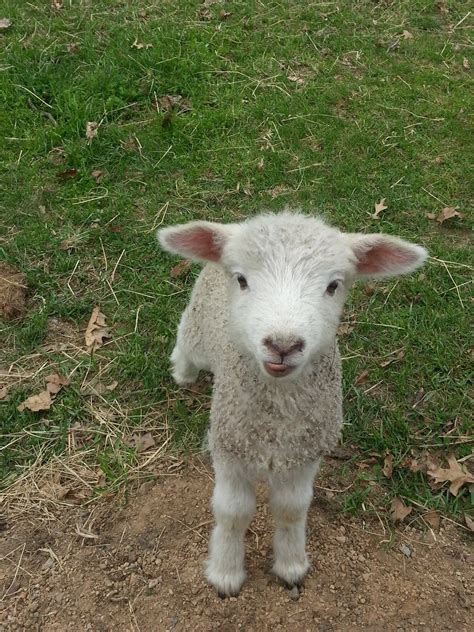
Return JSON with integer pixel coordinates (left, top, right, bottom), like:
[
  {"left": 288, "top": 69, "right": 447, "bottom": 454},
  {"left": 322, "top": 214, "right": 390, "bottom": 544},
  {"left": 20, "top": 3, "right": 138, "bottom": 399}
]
[
  {"left": 86, "top": 121, "right": 98, "bottom": 140},
  {"left": 380, "top": 349, "right": 405, "bottom": 367},
  {"left": 425, "top": 212, "right": 436, "bottom": 220},
  {"left": 66, "top": 42, "right": 80, "bottom": 54},
  {"left": 81, "top": 379, "right": 118, "bottom": 396},
  {"left": 18, "top": 390, "right": 53, "bottom": 413},
  {"left": 125, "top": 432, "right": 156, "bottom": 453},
  {"left": 402, "top": 30, "right": 414, "bottom": 39},
  {"left": 436, "top": 207, "right": 464, "bottom": 224},
  {"left": 391, "top": 497, "right": 412, "bottom": 523},
  {"left": 0, "top": 18, "right": 12, "bottom": 29},
  {"left": 399, "top": 543, "right": 412, "bottom": 558},
  {"left": 131, "top": 38, "right": 152, "bottom": 50},
  {"left": 56, "top": 168, "right": 78, "bottom": 179},
  {"left": 462, "top": 58, "right": 470, "bottom": 70},
  {"left": 0, "top": 386, "right": 9, "bottom": 400},
  {"left": 91, "top": 169, "right": 104, "bottom": 182},
  {"left": 45, "top": 373, "right": 69, "bottom": 386},
  {"left": 337, "top": 321, "right": 354, "bottom": 336},
  {"left": 354, "top": 369, "right": 369, "bottom": 386},
  {"left": 427, "top": 454, "right": 474, "bottom": 496},
  {"left": 383, "top": 453, "right": 393, "bottom": 478},
  {"left": 423, "top": 510, "right": 440, "bottom": 531},
  {"left": 288, "top": 74, "right": 305, "bottom": 86},
  {"left": 170, "top": 260, "right": 191, "bottom": 278},
  {"left": 372, "top": 198, "right": 388, "bottom": 219},
  {"left": 85, "top": 307, "right": 110, "bottom": 351},
  {"left": 198, "top": 7, "right": 212, "bottom": 20},
  {"left": 156, "top": 94, "right": 191, "bottom": 114},
  {"left": 51, "top": 0, "right": 63, "bottom": 9},
  {"left": 219, "top": 9, "right": 231, "bottom": 20},
  {"left": 464, "top": 514, "right": 474, "bottom": 532}
]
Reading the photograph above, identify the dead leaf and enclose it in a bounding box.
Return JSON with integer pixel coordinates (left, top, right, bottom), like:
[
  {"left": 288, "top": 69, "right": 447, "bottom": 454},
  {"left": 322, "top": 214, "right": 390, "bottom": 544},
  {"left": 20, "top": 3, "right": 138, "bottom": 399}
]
[
  {"left": 423, "top": 510, "right": 440, "bottom": 531},
  {"left": 0, "top": 18, "right": 12, "bottom": 29},
  {"left": 66, "top": 42, "right": 80, "bottom": 54},
  {"left": 81, "top": 379, "right": 118, "bottom": 396},
  {"left": 156, "top": 95, "right": 191, "bottom": 114},
  {"left": 380, "top": 349, "right": 405, "bottom": 367},
  {"left": 391, "top": 497, "right": 412, "bottom": 523},
  {"left": 427, "top": 454, "right": 474, "bottom": 496},
  {"left": 399, "top": 543, "right": 412, "bottom": 558},
  {"left": 198, "top": 8, "right": 212, "bottom": 20},
  {"left": 56, "top": 168, "right": 78, "bottom": 179},
  {"left": 51, "top": 0, "right": 63, "bottom": 9},
  {"left": 125, "top": 432, "right": 156, "bottom": 453},
  {"left": 462, "top": 58, "right": 470, "bottom": 70},
  {"left": 383, "top": 453, "right": 393, "bottom": 478},
  {"left": 131, "top": 38, "right": 152, "bottom": 50},
  {"left": 436, "top": 207, "right": 464, "bottom": 224},
  {"left": 91, "top": 169, "right": 104, "bottom": 182},
  {"left": 85, "top": 307, "right": 110, "bottom": 351},
  {"left": 402, "top": 30, "right": 414, "bottom": 39},
  {"left": 170, "top": 260, "right": 191, "bottom": 279},
  {"left": 45, "top": 373, "right": 69, "bottom": 386},
  {"left": 0, "top": 386, "right": 9, "bottom": 400},
  {"left": 464, "top": 514, "right": 474, "bottom": 532},
  {"left": 354, "top": 369, "right": 369, "bottom": 386},
  {"left": 219, "top": 9, "right": 231, "bottom": 20},
  {"left": 338, "top": 321, "right": 354, "bottom": 336},
  {"left": 86, "top": 121, "right": 98, "bottom": 140},
  {"left": 18, "top": 390, "right": 53, "bottom": 413},
  {"left": 426, "top": 212, "right": 436, "bottom": 220},
  {"left": 372, "top": 198, "right": 388, "bottom": 219},
  {"left": 288, "top": 74, "right": 305, "bottom": 86}
]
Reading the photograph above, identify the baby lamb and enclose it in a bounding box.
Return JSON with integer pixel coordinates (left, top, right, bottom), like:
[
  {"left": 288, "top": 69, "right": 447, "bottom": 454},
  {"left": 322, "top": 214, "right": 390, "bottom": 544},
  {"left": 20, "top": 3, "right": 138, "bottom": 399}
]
[{"left": 158, "top": 211, "right": 426, "bottom": 598}]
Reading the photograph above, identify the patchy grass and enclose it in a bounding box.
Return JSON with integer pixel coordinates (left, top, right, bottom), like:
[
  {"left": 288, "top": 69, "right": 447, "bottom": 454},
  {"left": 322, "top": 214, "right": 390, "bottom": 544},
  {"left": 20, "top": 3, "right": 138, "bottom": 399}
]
[{"left": 1, "top": 1, "right": 472, "bottom": 522}]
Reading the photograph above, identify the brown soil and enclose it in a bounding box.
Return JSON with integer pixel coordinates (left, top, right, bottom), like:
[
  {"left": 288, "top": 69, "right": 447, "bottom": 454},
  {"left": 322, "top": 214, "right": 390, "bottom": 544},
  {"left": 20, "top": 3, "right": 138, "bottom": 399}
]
[
  {"left": 0, "top": 262, "right": 27, "bottom": 321},
  {"left": 0, "top": 458, "right": 472, "bottom": 632}
]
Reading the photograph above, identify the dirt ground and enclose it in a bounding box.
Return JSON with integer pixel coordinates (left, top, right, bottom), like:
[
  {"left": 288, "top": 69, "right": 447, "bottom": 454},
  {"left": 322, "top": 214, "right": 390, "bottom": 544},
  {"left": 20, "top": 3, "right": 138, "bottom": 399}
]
[{"left": 1, "top": 457, "right": 472, "bottom": 632}]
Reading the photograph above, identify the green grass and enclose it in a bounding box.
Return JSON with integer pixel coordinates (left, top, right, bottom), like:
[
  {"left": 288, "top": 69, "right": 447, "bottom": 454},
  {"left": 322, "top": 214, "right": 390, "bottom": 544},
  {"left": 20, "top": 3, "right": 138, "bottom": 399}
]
[{"left": 1, "top": 1, "right": 472, "bottom": 519}]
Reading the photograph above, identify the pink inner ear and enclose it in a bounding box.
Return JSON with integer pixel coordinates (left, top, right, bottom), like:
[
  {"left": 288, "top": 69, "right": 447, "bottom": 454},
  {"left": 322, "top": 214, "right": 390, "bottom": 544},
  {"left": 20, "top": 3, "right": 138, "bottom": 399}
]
[
  {"left": 357, "top": 242, "right": 417, "bottom": 274},
  {"left": 167, "top": 226, "right": 222, "bottom": 262}
]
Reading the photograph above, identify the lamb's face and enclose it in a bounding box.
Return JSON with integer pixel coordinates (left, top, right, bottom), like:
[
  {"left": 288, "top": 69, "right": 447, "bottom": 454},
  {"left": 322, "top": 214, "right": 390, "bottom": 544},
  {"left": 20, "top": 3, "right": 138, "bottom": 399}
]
[
  {"left": 158, "top": 211, "right": 427, "bottom": 381},
  {"left": 222, "top": 215, "right": 353, "bottom": 379}
]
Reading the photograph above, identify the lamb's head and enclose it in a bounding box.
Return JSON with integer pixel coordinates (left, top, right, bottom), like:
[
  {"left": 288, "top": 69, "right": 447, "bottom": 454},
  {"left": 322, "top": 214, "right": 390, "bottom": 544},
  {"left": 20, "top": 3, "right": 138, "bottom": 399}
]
[{"left": 158, "top": 212, "right": 426, "bottom": 380}]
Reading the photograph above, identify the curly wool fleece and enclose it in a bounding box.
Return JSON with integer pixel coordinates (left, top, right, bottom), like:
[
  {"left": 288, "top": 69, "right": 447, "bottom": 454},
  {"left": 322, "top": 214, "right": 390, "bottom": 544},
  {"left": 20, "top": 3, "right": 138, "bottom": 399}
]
[{"left": 181, "top": 263, "right": 343, "bottom": 472}]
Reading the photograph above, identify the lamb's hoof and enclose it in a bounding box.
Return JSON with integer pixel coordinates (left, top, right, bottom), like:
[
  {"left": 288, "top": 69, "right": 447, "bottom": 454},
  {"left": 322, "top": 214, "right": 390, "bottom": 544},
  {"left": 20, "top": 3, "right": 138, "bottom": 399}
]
[
  {"left": 272, "top": 560, "right": 309, "bottom": 590},
  {"left": 206, "top": 568, "right": 245, "bottom": 599}
]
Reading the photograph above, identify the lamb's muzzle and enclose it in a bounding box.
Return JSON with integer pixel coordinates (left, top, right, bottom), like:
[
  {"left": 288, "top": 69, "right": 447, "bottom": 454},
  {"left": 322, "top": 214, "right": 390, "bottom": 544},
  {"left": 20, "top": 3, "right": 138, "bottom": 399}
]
[{"left": 157, "top": 210, "right": 427, "bottom": 597}]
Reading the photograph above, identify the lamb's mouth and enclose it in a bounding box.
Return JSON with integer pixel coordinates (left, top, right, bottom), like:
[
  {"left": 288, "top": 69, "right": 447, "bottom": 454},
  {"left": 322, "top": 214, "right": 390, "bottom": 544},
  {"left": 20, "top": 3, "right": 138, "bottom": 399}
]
[{"left": 263, "top": 362, "right": 296, "bottom": 378}]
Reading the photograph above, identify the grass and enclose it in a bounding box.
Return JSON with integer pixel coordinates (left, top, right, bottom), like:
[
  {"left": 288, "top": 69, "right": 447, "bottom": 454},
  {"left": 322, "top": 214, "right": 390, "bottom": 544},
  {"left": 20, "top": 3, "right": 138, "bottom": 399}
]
[{"left": 0, "top": 1, "right": 472, "bottom": 521}]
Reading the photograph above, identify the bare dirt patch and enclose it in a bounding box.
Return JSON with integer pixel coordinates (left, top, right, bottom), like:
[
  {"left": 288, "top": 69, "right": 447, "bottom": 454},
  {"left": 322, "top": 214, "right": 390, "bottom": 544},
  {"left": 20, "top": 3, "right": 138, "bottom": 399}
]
[
  {"left": 0, "top": 262, "right": 27, "bottom": 321},
  {"left": 1, "top": 458, "right": 472, "bottom": 631}
]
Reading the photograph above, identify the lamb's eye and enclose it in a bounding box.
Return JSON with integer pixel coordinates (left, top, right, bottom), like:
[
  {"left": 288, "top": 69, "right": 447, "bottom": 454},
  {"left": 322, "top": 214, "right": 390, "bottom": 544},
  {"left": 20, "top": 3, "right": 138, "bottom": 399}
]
[
  {"left": 326, "top": 280, "right": 339, "bottom": 296},
  {"left": 237, "top": 275, "right": 248, "bottom": 290}
]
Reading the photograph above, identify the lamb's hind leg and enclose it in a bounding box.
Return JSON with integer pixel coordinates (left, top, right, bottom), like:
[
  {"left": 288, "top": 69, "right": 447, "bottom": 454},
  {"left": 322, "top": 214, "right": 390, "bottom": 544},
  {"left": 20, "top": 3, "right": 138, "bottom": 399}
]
[
  {"left": 269, "top": 460, "right": 320, "bottom": 588},
  {"left": 206, "top": 459, "right": 256, "bottom": 597}
]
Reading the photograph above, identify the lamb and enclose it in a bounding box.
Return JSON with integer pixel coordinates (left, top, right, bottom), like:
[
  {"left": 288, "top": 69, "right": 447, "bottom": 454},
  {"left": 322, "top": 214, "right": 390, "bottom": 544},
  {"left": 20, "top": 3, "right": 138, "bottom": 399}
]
[{"left": 157, "top": 211, "right": 427, "bottom": 598}]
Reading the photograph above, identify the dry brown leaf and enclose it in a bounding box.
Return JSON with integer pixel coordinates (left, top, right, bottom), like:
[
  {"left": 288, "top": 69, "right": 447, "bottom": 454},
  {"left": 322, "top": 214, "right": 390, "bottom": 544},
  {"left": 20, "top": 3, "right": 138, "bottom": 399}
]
[
  {"left": 56, "top": 168, "right": 78, "bottom": 179},
  {"left": 0, "top": 18, "right": 12, "bottom": 29},
  {"left": 219, "top": 9, "right": 231, "bottom": 20},
  {"left": 156, "top": 94, "right": 191, "bottom": 114},
  {"left": 18, "top": 390, "right": 53, "bottom": 413},
  {"left": 0, "top": 386, "right": 9, "bottom": 400},
  {"left": 125, "top": 432, "right": 156, "bottom": 453},
  {"left": 426, "top": 212, "right": 436, "bottom": 220},
  {"left": 380, "top": 349, "right": 405, "bottom": 367},
  {"left": 436, "top": 207, "right": 464, "bottom": 224},
  {"left": 423, "top": 510, "right": 440, "bottom": 531},
  {"left": 51, "top": 0, "right": 63, "bottom": 9},
  {"left": 86, "top": 121, "right": 98, "bottom": 140},
  {"left": 66, "top": 42, "right": 80, "bottom": 54},
  {"left": 383, "top": 453, "right": 393, "bottom": 478},
  {"left": 85, "top": 307, "right": 110, "bottom": 351},
  {"left": 462, "top": 58, "right": 470, "bottom": 70},
  {"left": 338, "top": 321, "right": 354, "bottom": 336},
  {"left": 91, "top": 169, "right": 104, "bottom": 182},
  {"left": 427, "top": 454, "right": 474, "bottom": 496},
  {"left": 45, "top": 373, "right": 70, "bottom": 386},
  {"left": 391, "top": 497, "right": 412, "bottom": 523},
  {"left": 464, "top": 514, "right": 474, "bottom": 532},
  {"left": 354, "top": 369, "right": 369, "bottom": 386},
  {"left": 372, "top": 198, "right": 388, "bottom": 219},
  {"left": 402, "top": 30, "right": 414, "bottom": 39},
  {"left": 170, "top": 260, "right": 191, "bottom": 279}
]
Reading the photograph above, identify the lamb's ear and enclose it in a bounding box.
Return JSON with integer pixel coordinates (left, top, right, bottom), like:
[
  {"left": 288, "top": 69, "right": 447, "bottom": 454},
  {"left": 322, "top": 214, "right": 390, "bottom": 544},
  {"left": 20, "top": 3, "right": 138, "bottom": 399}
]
[
  {"left": 345, "top": 233, "right": 427, "bottom": 279},
  {"left": 157, "top": 221, "right": 238, "bottom": 263}
]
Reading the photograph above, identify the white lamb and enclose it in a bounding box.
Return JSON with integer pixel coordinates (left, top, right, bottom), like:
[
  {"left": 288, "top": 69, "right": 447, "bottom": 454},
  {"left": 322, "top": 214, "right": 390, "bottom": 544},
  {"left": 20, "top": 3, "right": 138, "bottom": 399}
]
[{"left": 158, "top": 211, "right": 426, "bottom": 598}]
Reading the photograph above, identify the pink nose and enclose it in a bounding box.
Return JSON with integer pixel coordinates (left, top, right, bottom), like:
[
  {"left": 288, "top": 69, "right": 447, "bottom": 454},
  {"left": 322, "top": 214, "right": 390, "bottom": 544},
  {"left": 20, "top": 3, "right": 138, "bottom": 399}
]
[{"left": 263, "top": 337, "right": 305, "bottom": 359}]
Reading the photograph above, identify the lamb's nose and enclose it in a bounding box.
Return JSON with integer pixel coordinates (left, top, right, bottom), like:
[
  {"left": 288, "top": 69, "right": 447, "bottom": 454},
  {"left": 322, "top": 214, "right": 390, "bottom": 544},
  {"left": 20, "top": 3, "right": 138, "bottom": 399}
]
[{"left": 263, "top": 337, "right": 305, "bottom": 358}]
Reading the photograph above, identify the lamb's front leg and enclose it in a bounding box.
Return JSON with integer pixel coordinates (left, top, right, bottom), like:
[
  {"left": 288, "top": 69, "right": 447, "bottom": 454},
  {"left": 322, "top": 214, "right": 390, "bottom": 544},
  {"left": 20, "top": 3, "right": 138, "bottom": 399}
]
[
  {"left": 206, "top": 459, "right": 256, "bottom": 598},
  {"left": 269, "top": 460, "right": 320, "bottom": 588}
]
